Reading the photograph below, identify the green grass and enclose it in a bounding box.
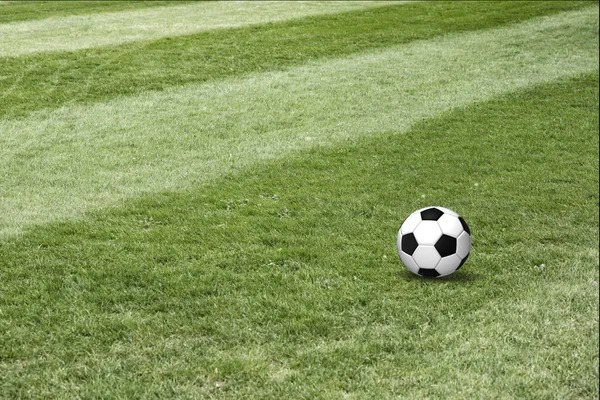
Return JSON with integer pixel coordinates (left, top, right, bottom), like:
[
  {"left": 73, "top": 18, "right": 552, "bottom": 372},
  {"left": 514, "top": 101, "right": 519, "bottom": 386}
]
[
  {"left": 0, "top": 1, "right": 196, "bottom": 24},
  {"left": 0, "top": 1, "right": 591, "bottom": 120},
  {"left": 0, "top": 6, "right": 597, "bottom": 238},
  {"left": 0, "top": 2, "right": 388, "bottom": 58},
  {"left": 0, "top": 2, "right": 598, "bottom": 398},
  {"left": 1, "top": 71, "right": 597, "bottom": 399}
]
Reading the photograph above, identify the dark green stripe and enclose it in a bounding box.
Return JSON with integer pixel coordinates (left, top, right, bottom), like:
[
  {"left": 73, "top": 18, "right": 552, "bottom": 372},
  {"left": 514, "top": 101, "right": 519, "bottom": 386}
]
[
  {"left": 0, "top": 1, "right": 594, "bottom": 120},
  {"left": 0, "top": 1, "right": 198, "bottom": 24}
]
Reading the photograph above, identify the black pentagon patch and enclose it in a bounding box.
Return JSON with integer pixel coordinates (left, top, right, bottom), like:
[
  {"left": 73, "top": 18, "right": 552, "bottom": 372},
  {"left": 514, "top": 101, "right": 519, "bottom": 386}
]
[
  {"left": 401, "top": 233, "right": 418, "bottom": 256},
  {"left": 459, "top": 216, "right": 471, "bottom": 235},
  {"left": 418, "top": 268, "right": 440, "bottom": 278},
  {"left": 420, "top": 207, "right": 444, "bottom": 221},
  {"left": 456, "top": 253, "right": 470, "bottom": 270},
  {"left": 435, "top": 234, "right": 457, "bottom": 257}
]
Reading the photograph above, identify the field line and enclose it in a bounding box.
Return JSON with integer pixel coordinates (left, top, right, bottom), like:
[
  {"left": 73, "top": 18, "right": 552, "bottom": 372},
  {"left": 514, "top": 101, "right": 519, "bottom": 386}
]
[
  {"left": 0, "top": 1, "right": 397, "bottom": 58},
  {"left": 0, "top": 6, "right": 597, "bottom": 238}
]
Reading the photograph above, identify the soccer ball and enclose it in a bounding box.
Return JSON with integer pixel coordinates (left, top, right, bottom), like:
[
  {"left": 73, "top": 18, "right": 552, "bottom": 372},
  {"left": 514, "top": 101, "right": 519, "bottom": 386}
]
[{"left": 397, "top": 206, "right": 471, "bottom": 277}]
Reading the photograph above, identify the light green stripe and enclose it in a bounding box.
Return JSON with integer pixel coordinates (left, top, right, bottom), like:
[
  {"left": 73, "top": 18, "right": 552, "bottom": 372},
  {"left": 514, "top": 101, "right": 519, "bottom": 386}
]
[
  {"left": 0, "top": 7, "right": 597, "bottom": 238},
  {"left": 0, "top": 1, "right": 395, "bottom": 58}
]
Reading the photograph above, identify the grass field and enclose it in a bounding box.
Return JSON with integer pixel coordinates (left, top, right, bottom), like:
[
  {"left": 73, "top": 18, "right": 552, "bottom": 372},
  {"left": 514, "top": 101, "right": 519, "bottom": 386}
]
[{"left": 0, "top": 1, "right": 598, "bottom": 398}]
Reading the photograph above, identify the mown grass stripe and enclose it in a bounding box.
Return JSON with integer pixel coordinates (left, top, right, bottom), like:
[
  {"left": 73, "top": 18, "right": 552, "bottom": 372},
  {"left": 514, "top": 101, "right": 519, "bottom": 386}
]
[
  {"left": 0, "top": 1, "right": 592, "bottom": 120},
  {"left": 0, "top": 6, "right": 597, "bottom": 239},
  {"left": 0, "top": 1, "right": 393, "bottom": 58},
  {"left": 0, "top": 0, "right": 197, "bottom": 24},
  {"left": 0, "top": 72, "right": 597, "bottom": 398}
]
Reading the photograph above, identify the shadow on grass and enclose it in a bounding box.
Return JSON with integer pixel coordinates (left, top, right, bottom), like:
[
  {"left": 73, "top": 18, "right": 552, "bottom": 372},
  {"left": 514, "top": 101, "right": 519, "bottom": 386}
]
[{"left": 397, "top": 269, "right": 481, "bottom": 283}]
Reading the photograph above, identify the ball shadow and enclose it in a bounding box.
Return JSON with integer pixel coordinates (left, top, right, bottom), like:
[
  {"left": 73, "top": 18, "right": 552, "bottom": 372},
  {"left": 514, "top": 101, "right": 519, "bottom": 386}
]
[{"left": 397, "top": 269, "right": 480, "bottom": 283}]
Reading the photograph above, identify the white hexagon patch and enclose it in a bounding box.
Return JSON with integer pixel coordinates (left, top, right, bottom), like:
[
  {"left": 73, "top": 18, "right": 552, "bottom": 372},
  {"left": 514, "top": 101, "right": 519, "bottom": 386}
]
[
  {"left": 413, "top": 221, "right": 442, "bottom": 245},
  {"left": 413, "top": 245, "right": 441, "bottom": 269}
]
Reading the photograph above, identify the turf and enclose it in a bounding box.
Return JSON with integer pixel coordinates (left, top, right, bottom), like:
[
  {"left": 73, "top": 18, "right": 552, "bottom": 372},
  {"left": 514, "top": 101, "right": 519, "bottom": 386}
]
[
  {"left": 0, "top": 6, "right": 597, "bottom": 238},
  {"left": 0, "top": 2, "right": 598, "bottom": 399},
  {"left": 0, "top": 1, "right": 591, "bottom": 120},
  {"left": 1, "top": 71, "right": 597, "bottom": 399},
  {"left": 0, "top": 1, "right": 389, "bottom": 58},
  {"left": 0, "top": 1, "right": 200, "bottom": 24}
]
